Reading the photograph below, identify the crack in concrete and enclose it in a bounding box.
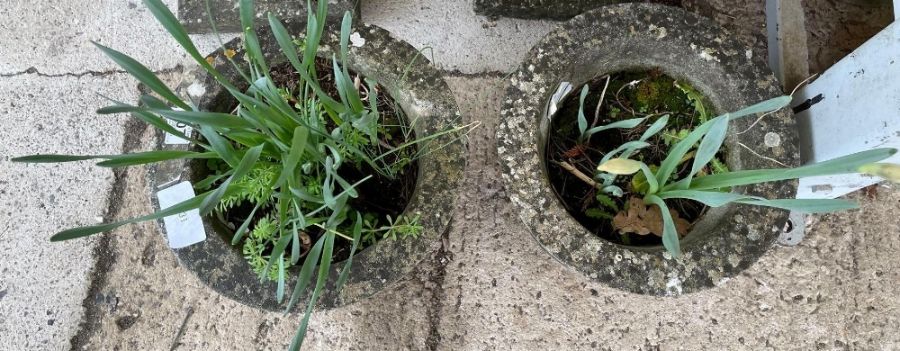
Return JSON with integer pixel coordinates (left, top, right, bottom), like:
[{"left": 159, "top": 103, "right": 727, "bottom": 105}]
[
  {"left": 0, "top": 65, "right": 184, "bottom": 78},
  {"left": 68, "top": 115, "right": 150, "bottom": 350},
  {"left": 0, "top": 67, "right": 127, "bottom": 78},
  {"left": 424, "top": 220, "right": 454, "bottom": 351}
]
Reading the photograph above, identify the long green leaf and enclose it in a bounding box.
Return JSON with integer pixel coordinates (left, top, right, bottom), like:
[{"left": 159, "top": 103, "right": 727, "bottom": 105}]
[
  {"left": 96, "top": 95, "right": 192, "bottom": 143},
  {"left": 51, "top": 190, "right": 211, "bottom": 241},
  {"left": 687, "top": 148, "right": 897, "bottom": 190},
  {"left": 199, "top": 144, "right": 263, "bottom": 215},
  {"left": 239, "top": 0, "right": 268, "bottom": 74},
  {"left": 12, "top": 151, "right": 213, "bottom": 167},
  {"left": 657, "top": 96, "right": 793, "bottom": 189},
  {"left": 198, "top": 126, "right": 240, "bottom": 167},
  {"left": 644, "top": 195, "right": 681, "bottom": 258},
  {"left": 278, "top": 126, "right": 310, "bottom": 188},
  {"left": 230, "top": 202, "right": 261, "bottom": 245},
  {"left": 156, "top": 109, "right": 254, "bottom": 130},
  {"left": 640, "top": 115, "right": 669, "bottom": 141},
  {"left": 143, "top": 0, "right": 207, "bottom": 69},
  {"left": 93, "top": 41, "right": 189, "bottom": 110},
  {"left": 656, "top": 114, "right": 723, "bottom": 189},
  {"left": 289, "top": 230, "right": 334, "bottom": 351},
  {"left": 285, "top": 232, "right": 326, "bottom": 313},
  {"left": 12, "top": 155, "right": 102, "bottom": 163},
  {"left": 268, "top": 13, "right": 303, "bottom": 72},
  {"left": 726, "top": 95, "right": 792, "bottom": 120},
  {"left": 683, "top": 115, "right": 729, "bottom": 188},
  {"left": 277, "top": 258, "right": 286, "bottom": 303},
  {"left": 736, "top": 198, "right": 858, "bottom": 213},
  {"left": 334, "top": 213, "right": 363, "bottom": 292},
  {"left": 659, "top": 190, "right": 763, "bottom": 207},
  {"left": 265, "top": 232, "right": 291, "bottom": 289},
  {"left": 584, "top": 117, "right": 647, "bottom": 137},
  {"left": 96, "top": 151, "right": 216, "bottom": 167},
  {"left": 601, "top": 141, "right": 651, "bottom": 164}
]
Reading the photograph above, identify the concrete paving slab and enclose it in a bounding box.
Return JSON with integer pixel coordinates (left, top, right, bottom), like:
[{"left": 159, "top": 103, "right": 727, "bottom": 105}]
[
  {"left": 0, "top": 0, "right": 233, "bottom": 75},
  {"left": 178, "top": 0, "right": 360, "bottom": 33},
  {"left": 0, "top": 74, "right": 136, "bottom": 350},
  {"left": 362, "top": 0, "right": 555, "bottom": 74}
]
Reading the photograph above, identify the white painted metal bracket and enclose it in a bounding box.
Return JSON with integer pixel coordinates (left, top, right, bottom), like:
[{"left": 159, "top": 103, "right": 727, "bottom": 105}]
[
  {"left": 770, "top": 3, "right": 898, "bottom": 245},
  {"left": 793, "top": 22, "right": 900, "bottom": 200}
]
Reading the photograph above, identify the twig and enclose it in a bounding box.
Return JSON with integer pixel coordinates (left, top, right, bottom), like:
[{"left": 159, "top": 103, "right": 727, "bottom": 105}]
[
  {"left": 592, "top": 75, "right": 611, "bottom": 127},
  {"left": 738, "top": 142, "right": 788, "bottom": 167},
  {"left": 735, "top": 73, "right": 818, "bottom": 135},
  {"left": 556, "top": 161, "right": 600, "bottom": 188},
  {"left": 169, "top": 307, "right": 194, "bottom": 351}
]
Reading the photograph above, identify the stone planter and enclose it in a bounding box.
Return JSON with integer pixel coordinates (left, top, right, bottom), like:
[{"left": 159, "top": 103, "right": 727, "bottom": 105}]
[
  {"left": 497, "top": 3, "right": 798, "bottom": 295},
  {"left": 149, "top": 21, "right": 464, "bottom": 311}
]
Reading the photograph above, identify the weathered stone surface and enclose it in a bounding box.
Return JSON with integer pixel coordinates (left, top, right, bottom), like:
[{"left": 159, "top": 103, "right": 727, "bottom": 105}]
[
  {"left": 497, "top": 3, "right": 798, "bottom": 295},
  {"left": 472, "top": 0, "right": 679, "bottom": 20},
  {"left": 149, "top": 21, "right": 465, "bottom": 311},
  {"left": 178, "top": 0, "right": 360, "bottom": 33}
]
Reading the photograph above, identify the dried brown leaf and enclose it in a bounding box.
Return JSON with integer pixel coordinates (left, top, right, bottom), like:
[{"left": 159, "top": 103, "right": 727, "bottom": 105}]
[{"left": 612, "top": 197, "right": 691, "bottom": 237}]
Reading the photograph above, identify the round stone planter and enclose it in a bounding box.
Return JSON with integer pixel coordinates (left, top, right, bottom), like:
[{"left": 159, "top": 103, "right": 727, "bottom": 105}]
[
  {"left": 497, "top": 3, "right": 798, "bottom": 295},
  {"left": 149, "top": 21, "right": 464, "bottom": 311}
]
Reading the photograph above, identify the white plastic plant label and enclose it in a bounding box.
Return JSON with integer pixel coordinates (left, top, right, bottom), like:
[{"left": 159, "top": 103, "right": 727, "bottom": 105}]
[
  {"left": 164, "top": 119, "right": 193, "bottom": 145},
  {"left": 164, "top": 107, "right": 192, "bottom": 144},
  {"left": 156, "top": 181, "right": 206, "bottom": 248}
]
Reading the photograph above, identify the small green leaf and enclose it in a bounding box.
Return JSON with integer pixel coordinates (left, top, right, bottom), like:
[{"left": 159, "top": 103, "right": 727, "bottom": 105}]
[
  {"left": 645, "top": 195, "right": 681, "bottom": 258},
  {"left": 598, "top": 158, "right": 642, "bottom": 175},
  {"left": 577, "top": 85, "right": 589, "bottom": 137},
  {"left": 231, "top": 202, "right": 261, "bottom": 245},
  {"left": 859, "top": 163, "right": 900, "bottom": 183}
]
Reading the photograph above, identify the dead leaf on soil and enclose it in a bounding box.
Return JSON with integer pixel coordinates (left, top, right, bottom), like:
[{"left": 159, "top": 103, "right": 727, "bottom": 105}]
[
  {"left": 300, "top": 231, "right": 312, "bottom": 253},
  {"left": 612, "top": 197, "right": 691, "bottom": 237}
]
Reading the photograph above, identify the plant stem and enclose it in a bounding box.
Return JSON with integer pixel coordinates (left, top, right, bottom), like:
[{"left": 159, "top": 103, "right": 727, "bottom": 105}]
[{"left": 557, "top": 161, "right": 600, "bottom": 189}]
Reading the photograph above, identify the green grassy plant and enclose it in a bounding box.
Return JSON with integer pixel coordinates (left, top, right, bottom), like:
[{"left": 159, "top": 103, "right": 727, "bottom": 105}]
[
  {"left": 594, "top": 96, "right": 897, "bottom": 257},
  {"left": 12, "top": 0, "right": 469, "bottom": 349}
]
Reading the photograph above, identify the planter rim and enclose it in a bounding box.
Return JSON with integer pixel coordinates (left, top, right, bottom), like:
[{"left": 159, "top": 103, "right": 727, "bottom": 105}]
[
  {"left": 497, "top": 3, "right": 799, "bottom": 295},
  {"left": 149, "top": 21, "right": 465, "bottom": 311}
]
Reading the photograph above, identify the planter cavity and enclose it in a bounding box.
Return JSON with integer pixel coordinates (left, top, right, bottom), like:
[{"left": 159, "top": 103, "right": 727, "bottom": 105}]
[
  {"left": 150, "top": 21, "right": 465, "bottom": 311},
  {"left": 178, "top": 0, "right": 361, "bottom": 34},
  {"left": 497, "top": 3, "right": 798, "bottom": 295}
]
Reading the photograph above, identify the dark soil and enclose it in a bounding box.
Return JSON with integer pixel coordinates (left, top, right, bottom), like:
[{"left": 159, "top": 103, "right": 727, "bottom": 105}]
[
  {"left": 210, "top": 59, "right": 417, "bottom": 263},
  {"left": 545, "top": 69, "right": 717, "bottom": 246}
]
